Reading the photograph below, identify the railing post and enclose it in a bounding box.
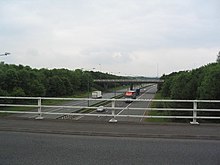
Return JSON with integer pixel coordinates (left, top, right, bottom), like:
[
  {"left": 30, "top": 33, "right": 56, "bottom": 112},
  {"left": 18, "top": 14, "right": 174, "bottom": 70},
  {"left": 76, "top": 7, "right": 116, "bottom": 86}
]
[
  {"left": 190, "top": 101, "right": 199, "bottom": 125},
  {"left": 109, "top": 100, "right": 117, "bottom": 123},
  {"left": 36, "top": 97, "right": 43, "bottom": 120}
]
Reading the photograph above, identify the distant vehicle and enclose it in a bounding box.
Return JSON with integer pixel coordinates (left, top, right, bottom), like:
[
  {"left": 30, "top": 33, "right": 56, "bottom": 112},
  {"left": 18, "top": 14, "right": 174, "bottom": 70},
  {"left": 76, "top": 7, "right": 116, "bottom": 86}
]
[
  {"left": 135, "top": 88, "right": 140, "bottom": 96},
  {"left": 92, "top": 91, "right": 102, "bottom": 99},
  {"left": 96, "top": 106, "right": 104, "bottom": 112},
  {"left": 124, "top": 90, "right": 136, "bottom": 103}
]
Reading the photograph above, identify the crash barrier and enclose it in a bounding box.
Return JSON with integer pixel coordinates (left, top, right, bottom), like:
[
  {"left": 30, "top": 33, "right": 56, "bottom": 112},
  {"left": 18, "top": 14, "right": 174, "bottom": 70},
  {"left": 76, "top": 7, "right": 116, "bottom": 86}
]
[{"left": 0, "top": 97, "right": 220, "bottom": 124}]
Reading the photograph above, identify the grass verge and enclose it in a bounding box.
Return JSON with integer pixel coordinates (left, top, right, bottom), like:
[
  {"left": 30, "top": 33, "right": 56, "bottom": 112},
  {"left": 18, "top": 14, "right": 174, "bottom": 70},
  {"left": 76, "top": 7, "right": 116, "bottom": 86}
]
[
  {"left": 145, "top": 92, "right": 171, "bottom": 122},
  {"left": 0, "top": 106, "right": 32, "bottom": 116}
]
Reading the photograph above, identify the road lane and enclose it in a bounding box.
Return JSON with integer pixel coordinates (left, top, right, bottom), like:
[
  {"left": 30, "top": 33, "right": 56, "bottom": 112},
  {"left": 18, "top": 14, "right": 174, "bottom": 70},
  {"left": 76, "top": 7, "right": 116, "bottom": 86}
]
[
  {"left": 13, "top": 88, "right": 129, "bottom": 119},
  {"left": 116, "top": 85, "right": 157, "bottom": 122},
  {"left": 77, "top": 85, "right": 157, "bottom": 122},
  {"left": 1, "top": 131, "right": 220, "bottom": 165},
  {"left": 10, "top": 85, "right": 154, "bottom": 121}
]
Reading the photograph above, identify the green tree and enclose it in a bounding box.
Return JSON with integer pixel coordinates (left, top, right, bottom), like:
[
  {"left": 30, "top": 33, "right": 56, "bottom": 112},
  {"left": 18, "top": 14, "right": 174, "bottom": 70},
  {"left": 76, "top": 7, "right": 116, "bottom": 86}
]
[
  {"left": 161, "top": 77, "right": 173, "bottom": 97},
  {"left": 0, "top": 88, "right": 8, "bottom": 96},
  {"left": 11, "top": 87, "right": 26, "bottom": 97},
  {"left": 170, "top": 72, "right": 191, "bottom": 99},
  {"left": 61, "top": 77, "right": 73, "bottom": 96},
  {"left": 46, "top": 76, "right": 66, "bottom": 96},
  {"left": 4, "top": 69, "right": 19, "bottom": 92},
  {"left": 28, "top": 80, "right": 46, "bottom": 96},
  {"left": 198, "top": 65, "right": 220, "bottom": 100}
]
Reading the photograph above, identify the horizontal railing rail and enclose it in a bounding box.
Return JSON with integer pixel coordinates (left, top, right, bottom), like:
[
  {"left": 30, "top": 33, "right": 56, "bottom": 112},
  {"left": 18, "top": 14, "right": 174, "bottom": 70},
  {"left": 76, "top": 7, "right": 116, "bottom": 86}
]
[{"left": 0, "top": 97, "right": 220, "bottom": 124}]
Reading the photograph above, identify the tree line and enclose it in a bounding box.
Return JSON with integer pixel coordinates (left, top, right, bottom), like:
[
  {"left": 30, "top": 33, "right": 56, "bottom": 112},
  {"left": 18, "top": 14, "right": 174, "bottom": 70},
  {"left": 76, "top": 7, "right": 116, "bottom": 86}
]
[
  {"left": 158, "top": 62, "right": 220, "bottom": 121},
  {"left": 160, "top": 62, "right": 220, "bottom": 100},
  {"left": 0, "top": 62, "right": 123, "bottom": 97}
]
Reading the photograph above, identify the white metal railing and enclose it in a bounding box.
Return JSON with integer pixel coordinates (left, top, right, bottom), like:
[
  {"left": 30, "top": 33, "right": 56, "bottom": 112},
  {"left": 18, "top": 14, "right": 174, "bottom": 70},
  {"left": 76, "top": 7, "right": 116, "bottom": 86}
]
[{"left": 0, "top": 97, "right": 220, "bottom": 124}]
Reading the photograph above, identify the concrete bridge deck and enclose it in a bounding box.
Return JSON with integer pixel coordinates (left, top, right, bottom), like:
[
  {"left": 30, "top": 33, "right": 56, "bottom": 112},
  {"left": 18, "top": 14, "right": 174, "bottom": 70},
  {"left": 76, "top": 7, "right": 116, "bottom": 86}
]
[{"left": 0, "top": 117, "right": 219, "bottom": 140}]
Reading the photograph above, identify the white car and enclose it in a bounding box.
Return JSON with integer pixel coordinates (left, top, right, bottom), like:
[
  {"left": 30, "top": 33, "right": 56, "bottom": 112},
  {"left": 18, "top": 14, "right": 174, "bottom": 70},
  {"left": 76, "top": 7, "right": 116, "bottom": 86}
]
[{"left": 96, "top": 106, "right": 104, "bottom": 112}]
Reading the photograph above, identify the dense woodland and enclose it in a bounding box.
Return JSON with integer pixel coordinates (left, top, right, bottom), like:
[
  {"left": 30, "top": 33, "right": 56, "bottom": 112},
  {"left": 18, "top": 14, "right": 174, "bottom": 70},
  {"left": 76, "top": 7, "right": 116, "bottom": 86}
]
[
  {"left": 0, "top": 62, "right": 123, "bottom": 97},
  {"left": 158, "top": 62, "right": 220, "bottom": 121},
  {"left": 160, "top": 62, "right": 220, "bottom": 100}
]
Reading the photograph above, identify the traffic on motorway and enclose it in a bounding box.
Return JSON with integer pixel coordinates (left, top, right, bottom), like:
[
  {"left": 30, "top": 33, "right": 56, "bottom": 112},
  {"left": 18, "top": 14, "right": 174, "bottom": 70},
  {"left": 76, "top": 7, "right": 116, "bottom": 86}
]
[
  {"left": 77, "top": 85, "right": 157, "bottom": 122},
  {"left": 13, "top": 85, "right": 157, "bottom": 122}
]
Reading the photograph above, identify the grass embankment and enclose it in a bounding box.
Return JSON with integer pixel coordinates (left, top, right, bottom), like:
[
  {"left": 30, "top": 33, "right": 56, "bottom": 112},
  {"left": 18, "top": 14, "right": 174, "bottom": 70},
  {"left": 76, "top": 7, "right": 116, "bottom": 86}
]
[
  {"left": 0, "top": 107, "right": 32, "bottom": 117},
  {"left": 145, "top": 92, "right": 172, "bottom": 122}
]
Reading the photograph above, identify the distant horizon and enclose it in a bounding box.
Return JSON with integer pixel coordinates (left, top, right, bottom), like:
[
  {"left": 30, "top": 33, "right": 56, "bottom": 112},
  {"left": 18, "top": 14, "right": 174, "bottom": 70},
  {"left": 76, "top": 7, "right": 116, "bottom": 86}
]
[{"left": 1, "top": 60, "right": 218, "bottom": 78}]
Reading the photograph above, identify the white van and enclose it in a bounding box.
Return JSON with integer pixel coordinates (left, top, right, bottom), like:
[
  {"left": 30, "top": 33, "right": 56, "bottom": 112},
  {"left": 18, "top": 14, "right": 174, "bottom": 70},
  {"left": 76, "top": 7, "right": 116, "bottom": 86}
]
[{"left": 92, "top": 91, "right": 102, "bottom": 99}]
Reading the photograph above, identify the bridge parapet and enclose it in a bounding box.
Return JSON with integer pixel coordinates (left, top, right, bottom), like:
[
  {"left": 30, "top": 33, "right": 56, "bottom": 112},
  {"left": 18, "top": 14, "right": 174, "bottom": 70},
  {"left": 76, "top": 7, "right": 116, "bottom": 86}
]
[{"left": 0, "top": 97, "right": 219, "bottom": 124}]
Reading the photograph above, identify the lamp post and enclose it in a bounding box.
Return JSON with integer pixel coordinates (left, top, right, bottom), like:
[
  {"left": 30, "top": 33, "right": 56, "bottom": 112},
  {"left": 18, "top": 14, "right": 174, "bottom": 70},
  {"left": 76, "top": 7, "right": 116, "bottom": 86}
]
[
  {"left": 87, "top": 80, "right": 90, "bottom": 107},
  {"left": 82, "top": 68, "right": 90, "bottom": 107},
  {"left": 0, "top": 52, "right": 10, "bottom": 56},
  {"left": 217, "top": 51, "right": 220, "bottom": 63}
]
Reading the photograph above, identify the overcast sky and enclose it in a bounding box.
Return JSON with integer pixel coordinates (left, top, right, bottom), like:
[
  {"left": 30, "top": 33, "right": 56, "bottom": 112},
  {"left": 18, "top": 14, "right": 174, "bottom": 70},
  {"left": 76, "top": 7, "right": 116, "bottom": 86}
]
[{"left": 1, "top": 0, "right": 219, "bottom": 77}]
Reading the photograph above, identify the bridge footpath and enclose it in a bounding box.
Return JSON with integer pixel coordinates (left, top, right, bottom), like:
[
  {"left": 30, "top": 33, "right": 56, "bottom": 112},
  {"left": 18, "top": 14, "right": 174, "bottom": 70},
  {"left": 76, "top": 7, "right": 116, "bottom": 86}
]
[{"left": 0, "top": 118, "right": 220, "bottom": 140}]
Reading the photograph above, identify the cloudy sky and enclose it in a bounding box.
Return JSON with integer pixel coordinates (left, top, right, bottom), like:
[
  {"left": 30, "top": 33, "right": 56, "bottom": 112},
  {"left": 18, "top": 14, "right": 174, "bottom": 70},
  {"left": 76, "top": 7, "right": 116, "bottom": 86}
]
[{"left": 0, "top": 0, "right": 219, "bottom": 76}]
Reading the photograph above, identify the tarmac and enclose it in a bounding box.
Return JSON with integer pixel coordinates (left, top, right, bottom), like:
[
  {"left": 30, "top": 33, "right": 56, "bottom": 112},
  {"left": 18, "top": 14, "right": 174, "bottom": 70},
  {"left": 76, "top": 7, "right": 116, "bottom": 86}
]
[{"left": 0, "top": 117, "right": 220, "bottom": 140}]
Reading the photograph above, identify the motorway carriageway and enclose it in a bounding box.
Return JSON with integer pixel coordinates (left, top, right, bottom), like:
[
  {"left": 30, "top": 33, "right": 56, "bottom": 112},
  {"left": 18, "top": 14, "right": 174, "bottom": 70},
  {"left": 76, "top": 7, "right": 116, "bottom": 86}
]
[
  {"left": 12, "top": 88, "right": 127, "bottom": 119},
  {"left": 75, "top": 85, "right": 157, "bottom": 122},
  {"left": 12, "top": 85, "right": 156, "bottom": 122}
]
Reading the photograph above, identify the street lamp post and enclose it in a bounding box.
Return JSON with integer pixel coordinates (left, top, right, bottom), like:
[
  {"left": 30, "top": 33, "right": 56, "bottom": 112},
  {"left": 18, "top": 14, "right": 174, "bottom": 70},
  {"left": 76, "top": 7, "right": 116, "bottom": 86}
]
[
  {"left": 217, "top": 51, "right": 220, "bottom": 63},
  {"left": 81, "top": 68, "right": 90, "bottom": 107},
  {"left": 0, "top": 52, "right": 10, "bottom": 56},
  {"left": 87, "top": 80, "right": 90, "bottom": 107}
]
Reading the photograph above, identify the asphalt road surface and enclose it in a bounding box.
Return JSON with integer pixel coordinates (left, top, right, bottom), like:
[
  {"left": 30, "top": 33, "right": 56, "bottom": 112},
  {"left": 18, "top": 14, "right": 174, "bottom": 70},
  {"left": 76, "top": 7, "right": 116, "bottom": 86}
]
[
  {"left": 76, "top": 85, "right": 157, "bottom": 122},
  {"left": 12, "top": 84, "right": 155, "bottom": 122},
  {"left": 14, "top": 87, "right": 131, "bottom": 119},
  {"left": 1, "top": 131, "right": 219, "bottom": 165}
]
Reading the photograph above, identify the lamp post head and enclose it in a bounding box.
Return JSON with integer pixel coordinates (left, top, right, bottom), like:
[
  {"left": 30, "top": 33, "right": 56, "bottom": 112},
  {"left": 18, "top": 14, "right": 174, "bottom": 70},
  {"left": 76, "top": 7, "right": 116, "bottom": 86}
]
[
  {"left": 217, "top": 51, "right": 220, "bottom": 63},
  {"left": 0, "top": 52, "right": 10, "bottom": 56}
]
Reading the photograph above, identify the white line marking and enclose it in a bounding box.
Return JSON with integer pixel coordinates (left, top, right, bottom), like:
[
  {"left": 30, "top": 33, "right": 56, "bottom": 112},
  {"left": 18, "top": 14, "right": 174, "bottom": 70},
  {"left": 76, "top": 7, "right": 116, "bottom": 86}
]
[
  {"left": 140, "top": 85, "right": 157, "bottom": 122},
  {"left": 116, "top": 85, "right": 156, "bottom": 116}
]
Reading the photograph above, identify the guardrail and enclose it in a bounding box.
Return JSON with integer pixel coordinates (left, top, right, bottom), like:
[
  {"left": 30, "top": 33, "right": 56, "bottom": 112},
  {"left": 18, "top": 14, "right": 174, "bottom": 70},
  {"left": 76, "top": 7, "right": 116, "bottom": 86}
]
[{"left": 0, "top": 97, "right": 220, "bottom": 124}]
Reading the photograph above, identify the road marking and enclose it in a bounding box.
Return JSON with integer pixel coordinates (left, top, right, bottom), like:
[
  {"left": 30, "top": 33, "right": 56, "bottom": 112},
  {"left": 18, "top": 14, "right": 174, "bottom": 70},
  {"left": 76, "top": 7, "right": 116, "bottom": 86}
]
[
  {"left": 116, "top": 85, "right": 156, "bottom": 116},
  {"left": 116, "top": 103, "right": 132, "bottom": 116},
  {"left": 140, "top": 85, "right": 157, "bottom": 122},
  {"left": 74, "top": 85, "right": 156, "bottom": 121},
  {"left": 74, "top": 93, "right": 124, "bottom": 120}
]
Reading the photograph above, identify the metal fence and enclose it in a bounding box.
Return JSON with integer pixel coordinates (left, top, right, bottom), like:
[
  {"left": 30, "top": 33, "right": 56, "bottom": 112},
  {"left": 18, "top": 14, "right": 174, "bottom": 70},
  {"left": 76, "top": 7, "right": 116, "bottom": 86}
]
[{"left": 0, "top": 96, "right": 220, "bottom": 124}]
